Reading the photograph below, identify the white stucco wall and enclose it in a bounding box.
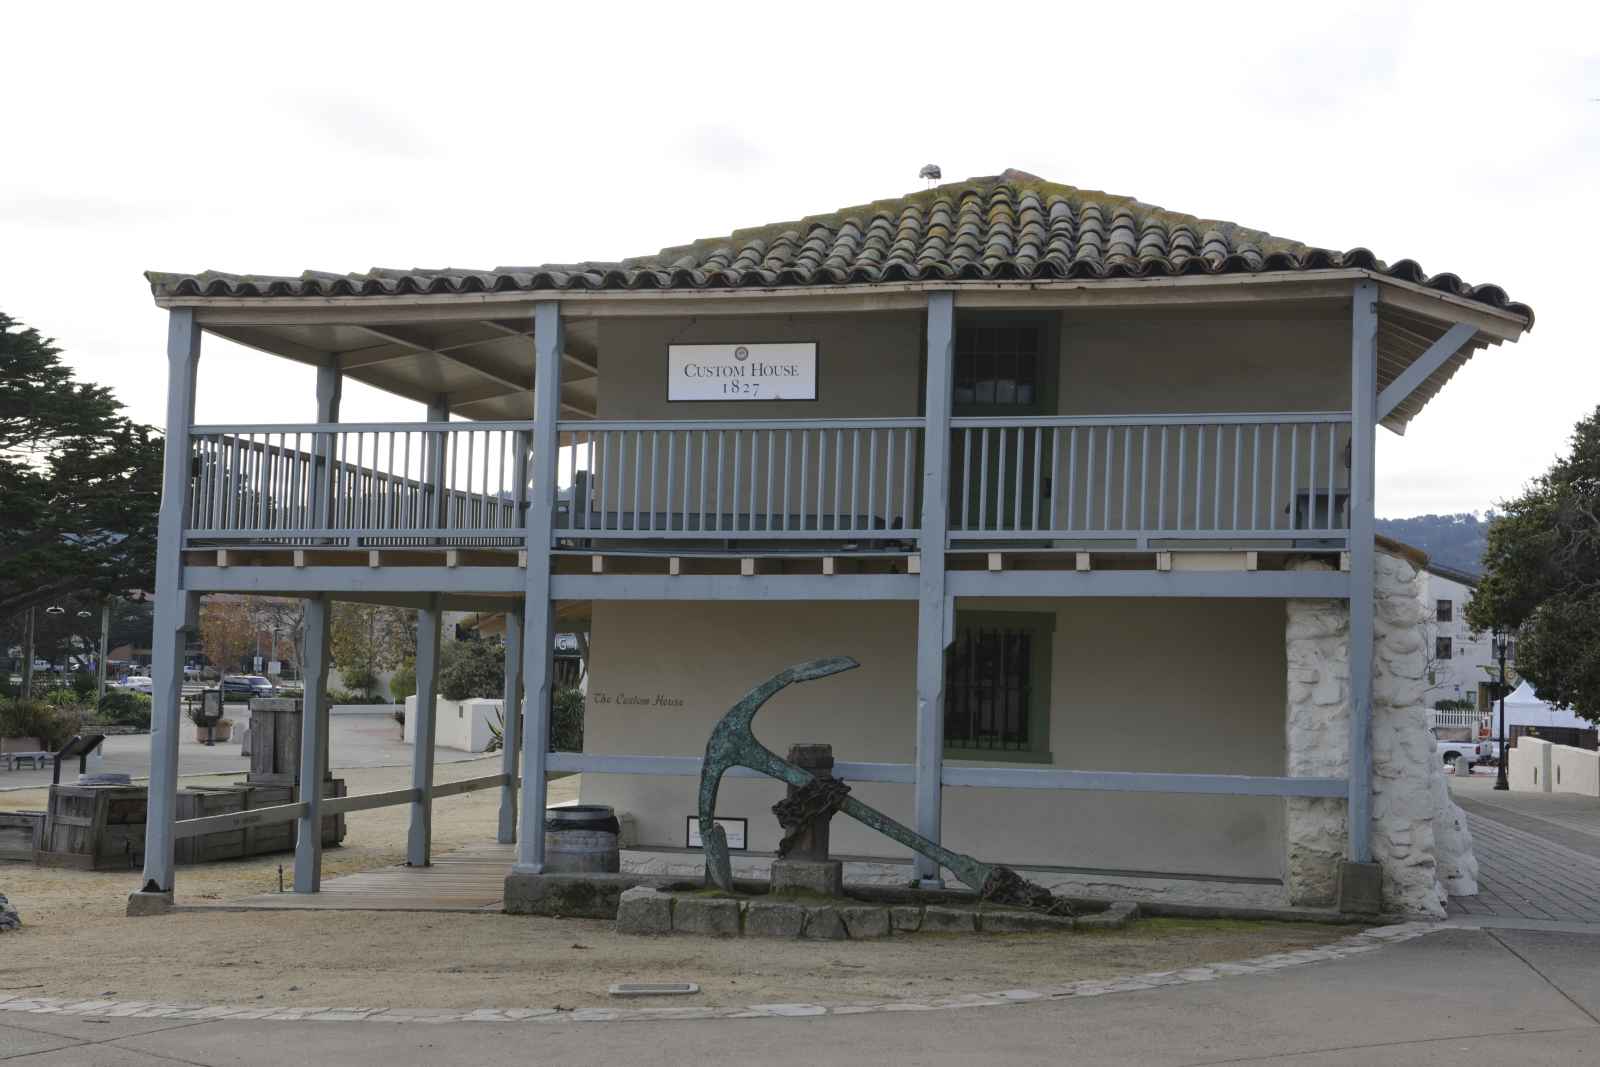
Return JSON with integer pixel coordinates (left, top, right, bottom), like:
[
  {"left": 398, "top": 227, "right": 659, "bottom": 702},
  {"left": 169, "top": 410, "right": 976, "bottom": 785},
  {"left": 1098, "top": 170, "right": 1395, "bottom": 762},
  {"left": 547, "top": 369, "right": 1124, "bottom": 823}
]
[
  {"left": 404, "top": 695, "right": 501, "bottom": 753},
  {"left": 579, "top": 597, "right": 1288, "bottom": 882}
]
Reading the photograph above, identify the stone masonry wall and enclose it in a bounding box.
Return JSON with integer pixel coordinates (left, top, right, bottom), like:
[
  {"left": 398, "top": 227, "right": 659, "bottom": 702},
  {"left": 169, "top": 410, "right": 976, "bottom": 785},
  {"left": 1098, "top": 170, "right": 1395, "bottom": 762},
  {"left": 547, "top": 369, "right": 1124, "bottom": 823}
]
[{"left": 1285, "top": 551, "right": 1478, "bottom": 916}]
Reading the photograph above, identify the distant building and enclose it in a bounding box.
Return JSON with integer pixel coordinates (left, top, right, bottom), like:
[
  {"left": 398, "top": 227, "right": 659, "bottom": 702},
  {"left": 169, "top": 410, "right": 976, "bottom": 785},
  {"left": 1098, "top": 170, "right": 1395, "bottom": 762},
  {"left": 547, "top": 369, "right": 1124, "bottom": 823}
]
[{"left": 1420, "top": 563, "right": 1496, "bottom": 711}]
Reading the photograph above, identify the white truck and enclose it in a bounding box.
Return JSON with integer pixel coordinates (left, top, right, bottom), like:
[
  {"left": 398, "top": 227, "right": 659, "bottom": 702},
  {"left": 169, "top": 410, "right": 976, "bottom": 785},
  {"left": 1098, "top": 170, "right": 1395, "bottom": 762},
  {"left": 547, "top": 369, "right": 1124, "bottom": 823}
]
[{"left": 1435, "top": 733, "right": 1489, "bottom": 772}]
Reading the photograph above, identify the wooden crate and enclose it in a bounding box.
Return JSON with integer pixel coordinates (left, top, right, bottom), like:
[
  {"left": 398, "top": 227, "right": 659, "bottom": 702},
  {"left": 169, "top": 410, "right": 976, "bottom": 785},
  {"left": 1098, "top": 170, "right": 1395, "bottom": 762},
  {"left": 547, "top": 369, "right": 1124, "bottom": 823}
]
[
  {"left": 36, "top": 778, "right": 348, "bottom": 870},
  {"left": 247, "top": 699, "right": 303, "bottom": 787},
  {"left": 0, "top": 810, "right": 45, "bottom": 862},
  {"left": 37, "top": 785, "right": 148, "bottom": 871}
]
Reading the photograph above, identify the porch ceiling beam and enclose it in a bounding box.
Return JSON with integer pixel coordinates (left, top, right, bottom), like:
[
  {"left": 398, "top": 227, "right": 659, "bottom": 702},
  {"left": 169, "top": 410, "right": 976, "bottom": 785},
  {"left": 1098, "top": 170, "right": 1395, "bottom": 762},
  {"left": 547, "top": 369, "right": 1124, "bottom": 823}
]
[
  {"left": 203, "top": 324, "right": 332, "bottom": 367},
  {"left": 185, "top": 565, "right": 525, "bottom": 596},
  {"left": 946, "top": 570, "right": 1350, "bottom": 599},
  {"left": 339, "top": 328, "right": 513, "bottom": 370},
  {"left": 347, "top": 325, "right": 528, "bottom": 395},
  {"left": 476, "top": 320, "right": 599, "bottom": 380},
  {"left": 550, "top": 574, "right": 919, "bottom": 600},
  {"left": 1375, "top": 321, "right": 1477, "bottom": 423}
]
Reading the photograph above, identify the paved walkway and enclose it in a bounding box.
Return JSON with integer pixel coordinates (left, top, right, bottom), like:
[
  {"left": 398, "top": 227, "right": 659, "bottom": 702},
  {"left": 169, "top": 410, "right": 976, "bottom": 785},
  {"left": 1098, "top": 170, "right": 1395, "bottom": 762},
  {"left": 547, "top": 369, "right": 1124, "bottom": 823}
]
[
  {"left": 0, "top": 713, "right": 480, "bottom": 793},
  {"left": 1447, "top": 773, "right": 1600, "bottom": 929},
  {"left": 2, "top": 926, "right": 1596, "bottom": 1064}
]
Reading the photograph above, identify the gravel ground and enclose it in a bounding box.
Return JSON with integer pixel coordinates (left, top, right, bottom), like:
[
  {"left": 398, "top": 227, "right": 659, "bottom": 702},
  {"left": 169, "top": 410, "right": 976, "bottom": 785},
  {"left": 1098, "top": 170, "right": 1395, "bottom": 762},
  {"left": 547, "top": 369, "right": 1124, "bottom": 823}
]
[{"left": 0, "top": 760, "right": 1352, "bottom": 1010}]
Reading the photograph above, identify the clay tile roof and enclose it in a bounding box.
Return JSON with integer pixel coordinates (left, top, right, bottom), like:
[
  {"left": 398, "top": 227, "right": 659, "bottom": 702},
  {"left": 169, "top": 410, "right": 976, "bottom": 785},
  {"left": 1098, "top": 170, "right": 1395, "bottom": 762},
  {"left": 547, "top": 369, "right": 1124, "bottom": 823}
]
[{"left": 145, "top": 168, "right": 1533, "bottom": 324}]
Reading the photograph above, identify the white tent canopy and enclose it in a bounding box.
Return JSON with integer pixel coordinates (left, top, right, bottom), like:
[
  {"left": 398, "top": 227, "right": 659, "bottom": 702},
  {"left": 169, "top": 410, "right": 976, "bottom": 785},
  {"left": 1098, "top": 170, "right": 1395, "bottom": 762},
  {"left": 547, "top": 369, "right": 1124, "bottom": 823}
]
[{"left": 1501, "top": 681, "right": 1593, "bottom": 731}]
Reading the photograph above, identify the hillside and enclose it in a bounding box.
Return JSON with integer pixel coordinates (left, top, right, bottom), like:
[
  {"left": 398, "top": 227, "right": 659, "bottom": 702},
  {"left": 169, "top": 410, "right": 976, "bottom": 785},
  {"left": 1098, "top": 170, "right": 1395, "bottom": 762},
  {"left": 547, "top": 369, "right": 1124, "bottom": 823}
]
[{"left": 1375, "top": 513, "right": 1490, "bottom": 576}]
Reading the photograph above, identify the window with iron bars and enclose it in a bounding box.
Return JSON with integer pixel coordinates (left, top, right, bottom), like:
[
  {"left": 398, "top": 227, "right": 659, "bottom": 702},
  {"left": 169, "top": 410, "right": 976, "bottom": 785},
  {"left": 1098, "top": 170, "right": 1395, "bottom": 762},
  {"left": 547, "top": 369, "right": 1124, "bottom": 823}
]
[{"left": 943, "top": 612, "right": 1053, "bottom": 760}]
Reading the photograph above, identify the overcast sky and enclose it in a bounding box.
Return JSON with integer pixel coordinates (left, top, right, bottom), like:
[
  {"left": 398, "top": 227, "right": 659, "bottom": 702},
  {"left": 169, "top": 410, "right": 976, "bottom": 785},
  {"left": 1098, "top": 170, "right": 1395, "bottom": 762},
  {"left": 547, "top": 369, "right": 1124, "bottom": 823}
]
[{"left": 3, "top": 2, "right": 1595, "bottom": 518}]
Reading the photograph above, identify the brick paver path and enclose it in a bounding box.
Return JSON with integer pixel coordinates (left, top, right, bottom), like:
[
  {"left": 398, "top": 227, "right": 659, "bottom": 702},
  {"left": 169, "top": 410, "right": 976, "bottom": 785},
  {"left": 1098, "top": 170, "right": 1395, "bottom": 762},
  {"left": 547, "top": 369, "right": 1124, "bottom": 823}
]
[{"left": 1447, "top": 776, "right": 1600, "bottom": 927}]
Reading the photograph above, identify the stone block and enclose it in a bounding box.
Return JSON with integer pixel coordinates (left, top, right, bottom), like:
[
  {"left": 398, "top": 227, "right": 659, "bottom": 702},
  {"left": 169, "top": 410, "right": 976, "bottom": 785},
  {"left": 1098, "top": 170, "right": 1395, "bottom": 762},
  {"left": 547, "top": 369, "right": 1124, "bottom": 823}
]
[
  {"left": 770, "top": 859, "right": 843, "bottom": 898},
  {"left": 1075, "top": 901, "right": 1139, "bottom": 930},
  {"left": 615, "top": 887, "right": 673, "bottom": 935},
  {"left": 803, "top": 906, "right": 847, "bottom": 940},
  {"left": 744, "top": 901, "right": 806, "bottom": 938},
  {"left": 839, "top": 905, "right": 891, "bottom": 939},
  {"left": 1337, "top": 860, "right": 1383, "bottom": 915},
  {"left": 674, "top": 897, "right": 742, "bottom": 937},
  {"left": 920, "top": 905, "right": 976, "bottom": 933},
  {"left": 981, "top": 909, "right": 1075, "bottom": 933},
  {"left": 890, "top": 906, "right": 923, "bottom": 933},
  {"left": 504, "top": 872, "right": 633, "bottom": 918},
  {"left": 125, "top": 890, "right": 173, "bottom": 917}
]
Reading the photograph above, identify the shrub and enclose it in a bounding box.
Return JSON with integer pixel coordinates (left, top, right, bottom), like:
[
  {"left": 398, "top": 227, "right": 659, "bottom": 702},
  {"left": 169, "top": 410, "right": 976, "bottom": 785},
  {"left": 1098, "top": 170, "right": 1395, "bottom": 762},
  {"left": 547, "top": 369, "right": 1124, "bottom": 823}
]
[
  {"left": 390, "top": 659, "right": 417, "bottom": 703},
  {"left": 483, "top": 688, "right": 584, "bottom": 754},
  {"left": 97, "top": 689, "right": 152, "bottom": 729},
  {"left": 438, "top": 639, "right": 505, "bottom": 702},
  {"left": 71, "top": 672, "right": 98, "bottom": 701},
  {"left": 0, "top": 698, "right": 81, "bottom": 749},
  {"left": 41, "top": 687, "right": 85, "bottom": 709},
  {"left": 551, "top": 687, "right": 584, "bottom": 752},
  {"left": 326, "top": 689, "right": 390, "bottom": 706}
]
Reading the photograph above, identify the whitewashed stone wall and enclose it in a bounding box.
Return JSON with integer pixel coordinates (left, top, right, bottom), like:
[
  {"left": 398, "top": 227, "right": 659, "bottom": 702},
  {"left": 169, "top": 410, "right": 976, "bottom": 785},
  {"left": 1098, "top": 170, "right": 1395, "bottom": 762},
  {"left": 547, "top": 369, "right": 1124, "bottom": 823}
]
[{"left": 1285, "top": 550, "right": 1478, "bottom": 916}]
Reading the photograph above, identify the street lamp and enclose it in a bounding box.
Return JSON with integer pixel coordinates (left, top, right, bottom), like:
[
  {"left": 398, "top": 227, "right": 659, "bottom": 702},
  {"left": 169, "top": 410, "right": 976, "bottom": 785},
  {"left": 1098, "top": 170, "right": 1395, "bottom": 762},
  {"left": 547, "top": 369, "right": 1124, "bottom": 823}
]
[{"left": 1493, "top": 629, "right": 1516, "bottom": 791}]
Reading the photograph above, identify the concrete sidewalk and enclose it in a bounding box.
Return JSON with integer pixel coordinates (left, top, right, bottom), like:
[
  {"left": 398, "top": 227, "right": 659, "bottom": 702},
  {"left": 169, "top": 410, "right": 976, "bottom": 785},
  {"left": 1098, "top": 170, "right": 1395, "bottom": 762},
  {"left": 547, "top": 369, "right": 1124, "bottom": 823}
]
[
  {"left": 2, "top": 928, "right": 1595, "bottom": 1065},
  {"left": 0, "top": 714, "right": 479, "bottom": 793}
]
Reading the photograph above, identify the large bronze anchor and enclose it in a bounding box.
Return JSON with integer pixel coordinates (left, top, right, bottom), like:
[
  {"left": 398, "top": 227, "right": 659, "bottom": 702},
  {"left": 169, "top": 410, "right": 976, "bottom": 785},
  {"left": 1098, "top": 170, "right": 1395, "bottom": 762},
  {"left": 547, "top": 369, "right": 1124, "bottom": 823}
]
[{"left": 696, "top": 656, "right": 1069, "bottom": 913}]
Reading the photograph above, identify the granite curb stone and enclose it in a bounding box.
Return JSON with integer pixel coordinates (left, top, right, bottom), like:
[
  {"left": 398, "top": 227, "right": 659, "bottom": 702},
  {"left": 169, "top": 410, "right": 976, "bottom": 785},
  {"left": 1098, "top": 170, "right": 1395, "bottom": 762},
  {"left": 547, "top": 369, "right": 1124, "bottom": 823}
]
[{"left": 0, "top": 923, "right": 1439, "bottom": 1026}]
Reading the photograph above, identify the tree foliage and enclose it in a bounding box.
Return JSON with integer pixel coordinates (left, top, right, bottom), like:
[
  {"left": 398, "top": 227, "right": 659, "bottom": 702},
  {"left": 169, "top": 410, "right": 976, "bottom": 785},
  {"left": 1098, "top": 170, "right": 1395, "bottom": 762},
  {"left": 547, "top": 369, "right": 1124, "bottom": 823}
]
[
  {"left": 438, "top": 637, "right": 504, "bottom": 701},
  {"left": 1467, "top": 406, "right": 1600, "bottom": 722},
  {"left": 199, "top": 597, "right": 257, "bottom": 675},
  {"left": 329, "top": 603, "right": 413, "bottom": 699},
  {"left": 0, "top": 313, "right": 162, "bottom": 617}
]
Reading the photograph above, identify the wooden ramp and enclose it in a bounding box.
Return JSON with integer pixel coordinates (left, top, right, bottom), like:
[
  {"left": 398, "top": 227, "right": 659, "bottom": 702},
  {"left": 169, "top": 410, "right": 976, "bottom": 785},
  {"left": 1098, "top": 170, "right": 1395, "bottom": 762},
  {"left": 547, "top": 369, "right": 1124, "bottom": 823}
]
[{"left": 207, "top": 842, "right": 514, "bottom": 913}]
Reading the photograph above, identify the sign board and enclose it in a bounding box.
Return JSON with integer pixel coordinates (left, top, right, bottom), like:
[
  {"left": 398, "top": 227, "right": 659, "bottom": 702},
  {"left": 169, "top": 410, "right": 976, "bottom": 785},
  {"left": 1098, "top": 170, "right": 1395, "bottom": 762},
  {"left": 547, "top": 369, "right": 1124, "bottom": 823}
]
[
  {"left": 685, "top": 816, "right": 747, "bottom": 851},
  {"left": 267, "top": 660, "right": 282, "bottom": 676},
  {"left": 667, "top": 343, "right": 816, "bottom": 401},
  {"left": 253, "top": 656, "right": 264, "bottom": 672}
]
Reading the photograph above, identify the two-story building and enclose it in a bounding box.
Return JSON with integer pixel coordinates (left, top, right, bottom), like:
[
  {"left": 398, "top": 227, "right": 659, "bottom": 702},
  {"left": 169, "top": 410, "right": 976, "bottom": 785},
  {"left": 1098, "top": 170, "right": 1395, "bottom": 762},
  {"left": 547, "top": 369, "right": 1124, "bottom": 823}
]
[
  {"left": 1420, "top": 563, "right": 1496, "bottom": 714},
  {"left": 131, "top": 169, "right": 1529, "bottom": 917}
]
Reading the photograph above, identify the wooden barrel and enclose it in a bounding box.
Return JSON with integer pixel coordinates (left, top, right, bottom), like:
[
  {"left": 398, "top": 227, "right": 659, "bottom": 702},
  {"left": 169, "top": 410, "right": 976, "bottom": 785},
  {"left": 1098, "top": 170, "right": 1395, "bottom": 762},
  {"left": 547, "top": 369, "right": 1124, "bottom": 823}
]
[{"left": 544, "top": 805, "right": 620, "bottom": 874}]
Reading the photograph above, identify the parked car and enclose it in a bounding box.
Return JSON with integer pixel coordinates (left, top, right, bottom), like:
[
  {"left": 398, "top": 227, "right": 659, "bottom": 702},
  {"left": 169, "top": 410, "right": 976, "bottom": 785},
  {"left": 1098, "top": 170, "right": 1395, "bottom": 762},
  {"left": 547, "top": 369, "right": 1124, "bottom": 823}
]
[
  {"left": 1436, "top": 736, "right": 1487, "bottom": 772},
  {"left": 220, "top": 675, "right": 273, "bottom": 701},
  {"left": 119, "top": 676, "right": 154, "bottom": 694}
]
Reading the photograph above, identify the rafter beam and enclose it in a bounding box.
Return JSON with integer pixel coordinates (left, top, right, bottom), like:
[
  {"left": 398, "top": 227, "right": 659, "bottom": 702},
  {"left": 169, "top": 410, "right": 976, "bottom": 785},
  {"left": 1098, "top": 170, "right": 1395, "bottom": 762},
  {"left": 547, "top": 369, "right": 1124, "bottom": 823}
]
[
  {"left": 347, "top": 325, "right": 527, "bottom": 395},
  {"left": 476, "top": 320, "right": 599, "bottom": 379},
  {"left": 1376, "top": 321, "right": 1477, "bottom": 422}
]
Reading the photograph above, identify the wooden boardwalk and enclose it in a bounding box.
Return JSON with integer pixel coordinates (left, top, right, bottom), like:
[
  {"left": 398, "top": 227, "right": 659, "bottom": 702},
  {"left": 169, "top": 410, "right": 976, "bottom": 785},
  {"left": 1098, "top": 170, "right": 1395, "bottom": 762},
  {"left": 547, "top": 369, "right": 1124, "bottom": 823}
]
[{"left": 207, "top": 842, "right": 515, "bottom": 913}]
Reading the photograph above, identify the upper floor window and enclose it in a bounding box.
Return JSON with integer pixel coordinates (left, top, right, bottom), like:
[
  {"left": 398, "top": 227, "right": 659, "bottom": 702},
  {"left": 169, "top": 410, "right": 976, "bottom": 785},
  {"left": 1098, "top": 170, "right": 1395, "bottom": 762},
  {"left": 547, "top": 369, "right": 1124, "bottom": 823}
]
[
  {"left": 1436, "top": 599, "right": 1453, "bottom": 623},
  {"left": 954, "top": 324, "right": 1042, "bottom": 408},
  {"left": 1436, "top": 637, "right": 1453, "bottom": 660}
]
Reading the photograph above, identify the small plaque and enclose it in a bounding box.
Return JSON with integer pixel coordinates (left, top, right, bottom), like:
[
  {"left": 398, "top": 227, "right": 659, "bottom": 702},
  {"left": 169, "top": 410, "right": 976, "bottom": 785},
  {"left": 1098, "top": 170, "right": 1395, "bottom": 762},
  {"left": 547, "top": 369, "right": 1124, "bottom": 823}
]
[
  {"left": 609, "top": 982, "right": 700, "bottom": 997},
  {"left": 686, "top": 816, "right": 747, "bottom": 850}
]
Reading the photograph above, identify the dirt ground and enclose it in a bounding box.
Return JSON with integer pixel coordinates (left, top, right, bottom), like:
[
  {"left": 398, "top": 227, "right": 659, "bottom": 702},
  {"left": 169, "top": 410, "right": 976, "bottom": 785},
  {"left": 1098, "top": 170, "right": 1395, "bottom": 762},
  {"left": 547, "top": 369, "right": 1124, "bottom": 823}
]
[{"left": 1, "top": 760, "right": 1354, "bottom": 1010}]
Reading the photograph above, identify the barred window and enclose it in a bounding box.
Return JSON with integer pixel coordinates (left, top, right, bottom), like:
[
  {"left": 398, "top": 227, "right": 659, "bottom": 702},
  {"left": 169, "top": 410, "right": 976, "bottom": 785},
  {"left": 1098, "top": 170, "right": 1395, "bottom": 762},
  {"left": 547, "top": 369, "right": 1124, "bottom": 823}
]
[
  {"left": 1436, "top": 637, "right": 1453, "bottom": 660},
  {"left": 953, "top": 324, "right": 1041, "bottom": 407},
  {"left": 1436, "top": 599, "right": 1453, "bottom": 623},
  {"left": 944, "top": 613, "right": 1053, "bottom": 757}
]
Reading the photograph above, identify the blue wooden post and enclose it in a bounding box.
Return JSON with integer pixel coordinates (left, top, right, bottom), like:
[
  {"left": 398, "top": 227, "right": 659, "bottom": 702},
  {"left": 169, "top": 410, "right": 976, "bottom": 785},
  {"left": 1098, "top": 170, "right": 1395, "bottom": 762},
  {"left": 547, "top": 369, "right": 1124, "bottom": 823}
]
[
  {"left": 514, "top": 301, "right": 563, "bottom": 873},
  {"left": 1347, "top": 281, "right": 1378, "bottom": 863},
  {"left": 408, "top": 595, "right": 443, "bottom": 866},
  {"left": 293, "top": 594, "right": 332, "bottom": 890},
  {"left": 497, "top": 606, "right": 525, "bottom": 844},
  {"left": 134, "top": 309, "right": 202, "bottom": 903},
  {"left": 914, "top": 292, "right": 955, "bottom": 887},
  {"left": 292, "top": 364, "right": 340, "bottom": 891}
]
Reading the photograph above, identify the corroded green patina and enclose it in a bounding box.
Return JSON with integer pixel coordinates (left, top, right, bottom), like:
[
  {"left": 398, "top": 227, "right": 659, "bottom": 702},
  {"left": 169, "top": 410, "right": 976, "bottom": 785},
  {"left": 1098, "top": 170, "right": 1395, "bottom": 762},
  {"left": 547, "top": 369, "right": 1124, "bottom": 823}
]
[{"left": 698, "top": 657, "right": 1069, "bottom": 915}]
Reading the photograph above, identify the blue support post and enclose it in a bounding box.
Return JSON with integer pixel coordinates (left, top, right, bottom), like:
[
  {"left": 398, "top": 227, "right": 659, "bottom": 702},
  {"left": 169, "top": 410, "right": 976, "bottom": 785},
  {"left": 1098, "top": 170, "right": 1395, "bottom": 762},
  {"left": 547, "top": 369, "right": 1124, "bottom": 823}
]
[
  {"left": 914, "top": 292, "right": 955, "bottom": 887},
  {"left": 133, "top": 310, "right": 202, "bottom": 907},
  {"left": 497, "top": 607, "right": 525, "bottom": 844},
  {"left": 514, "top": 301, "right": 563, "bottom": 873},
  {"left": 1347, "top": 281, "right": 1378, "bottom": 863}
]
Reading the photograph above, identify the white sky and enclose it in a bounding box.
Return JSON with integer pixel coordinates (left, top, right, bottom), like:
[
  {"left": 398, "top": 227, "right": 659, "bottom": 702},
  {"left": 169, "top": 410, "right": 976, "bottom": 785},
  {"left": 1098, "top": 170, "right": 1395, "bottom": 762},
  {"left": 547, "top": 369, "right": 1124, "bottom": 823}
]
[{"left": 2, "top": 1, "right": 1595, "bottom": 519}]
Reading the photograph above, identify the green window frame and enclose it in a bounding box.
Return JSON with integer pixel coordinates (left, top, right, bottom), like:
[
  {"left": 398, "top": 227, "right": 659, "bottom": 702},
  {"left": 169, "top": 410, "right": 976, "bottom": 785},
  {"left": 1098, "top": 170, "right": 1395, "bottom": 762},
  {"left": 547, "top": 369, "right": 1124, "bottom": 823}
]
[{"left": 943, "top": 611, "right": 1054, "bottom": 763}]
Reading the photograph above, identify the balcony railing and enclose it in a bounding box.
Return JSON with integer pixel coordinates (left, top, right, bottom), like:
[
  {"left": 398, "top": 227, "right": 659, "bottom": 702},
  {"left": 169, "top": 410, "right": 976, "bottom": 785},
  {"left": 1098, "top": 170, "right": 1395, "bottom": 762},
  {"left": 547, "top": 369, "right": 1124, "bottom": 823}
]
[
  {"left": 556, "top": 419, "right": 923, "bottom": 541},
  {"left": 183, "top": 412, "right": 1350, "bottom": 551},
  {"left": 949, "top": 413, "right": 1351, "bottom": 547}
]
